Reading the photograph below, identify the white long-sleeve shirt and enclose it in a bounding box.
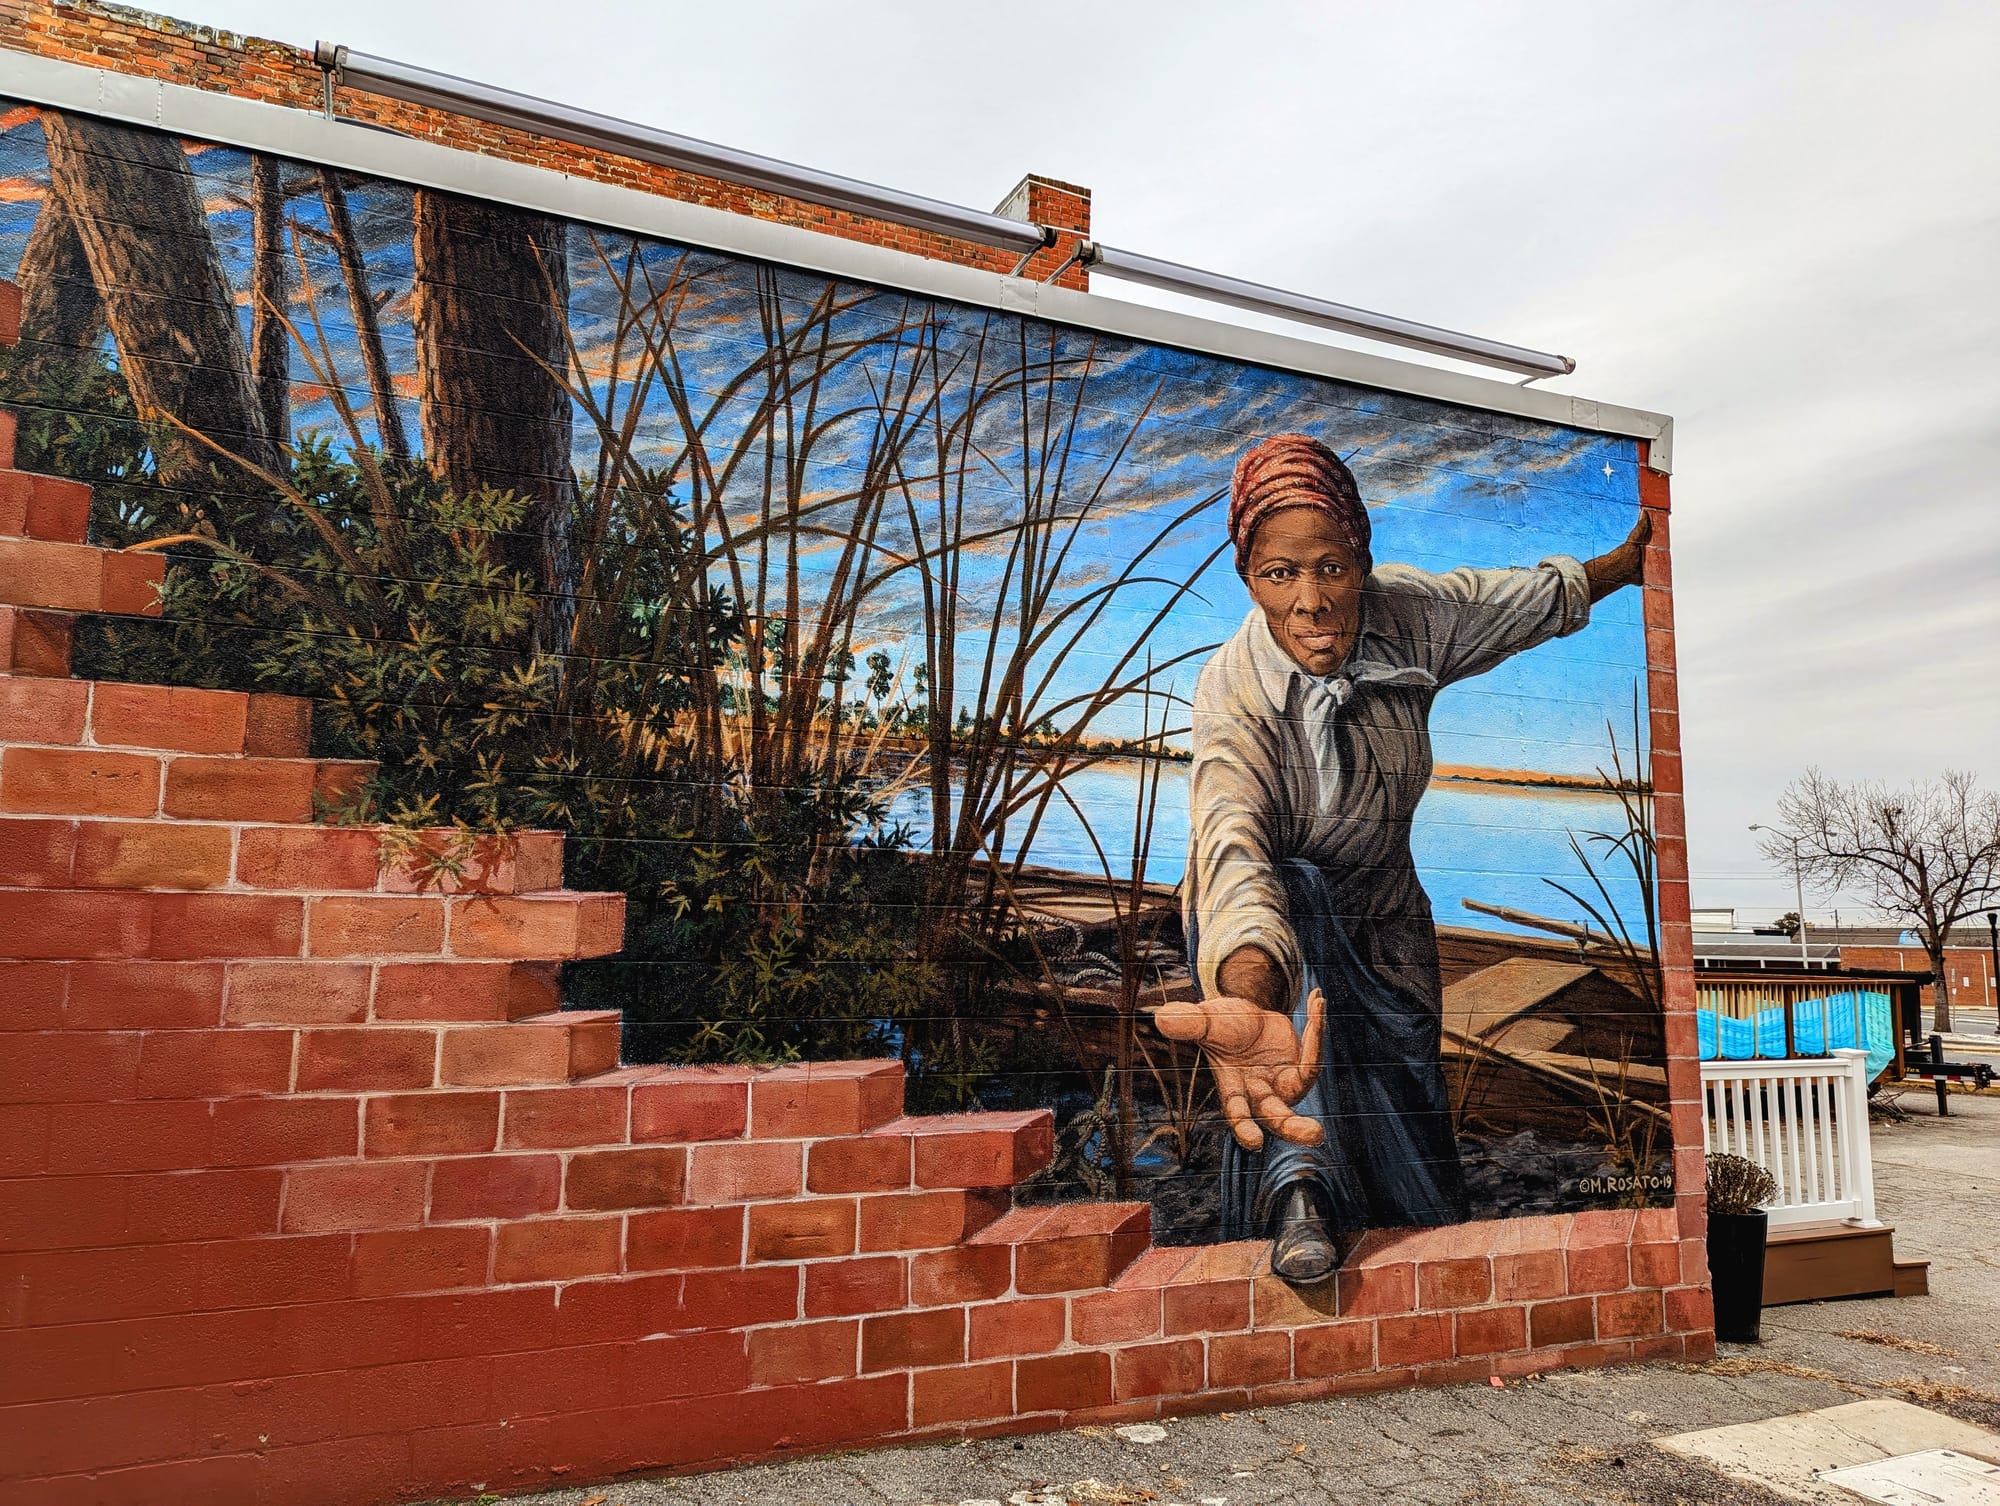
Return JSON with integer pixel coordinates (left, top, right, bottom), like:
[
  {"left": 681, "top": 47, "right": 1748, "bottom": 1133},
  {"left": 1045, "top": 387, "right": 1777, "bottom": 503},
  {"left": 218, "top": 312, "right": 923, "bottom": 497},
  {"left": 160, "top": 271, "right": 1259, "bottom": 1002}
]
[{"left": 1184, "top": 556, "right": 1593, "bottom": 1003}]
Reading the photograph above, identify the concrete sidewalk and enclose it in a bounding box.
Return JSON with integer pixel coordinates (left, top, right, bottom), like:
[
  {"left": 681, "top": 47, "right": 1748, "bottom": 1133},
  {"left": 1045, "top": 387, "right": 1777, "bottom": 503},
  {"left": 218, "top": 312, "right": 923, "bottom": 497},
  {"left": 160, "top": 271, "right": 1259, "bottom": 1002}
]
[{"left": 460, "top": 1092, "right": 2000, "bottom": 1506}]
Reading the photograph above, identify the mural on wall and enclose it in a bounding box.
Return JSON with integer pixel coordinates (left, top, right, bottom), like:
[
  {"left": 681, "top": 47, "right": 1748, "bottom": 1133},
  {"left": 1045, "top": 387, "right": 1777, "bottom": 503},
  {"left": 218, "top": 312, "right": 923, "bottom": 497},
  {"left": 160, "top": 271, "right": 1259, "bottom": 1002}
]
[{"left": 0, "top": 102, "right": 1669, "bottom": 1271}]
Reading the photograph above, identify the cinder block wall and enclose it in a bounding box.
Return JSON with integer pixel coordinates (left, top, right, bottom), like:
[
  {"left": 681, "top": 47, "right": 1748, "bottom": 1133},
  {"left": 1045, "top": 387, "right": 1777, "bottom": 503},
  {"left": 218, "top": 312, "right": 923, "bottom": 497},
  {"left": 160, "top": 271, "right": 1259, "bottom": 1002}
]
[{"left": 0, "top": 8, "right": 1715, "bottom": 1504}]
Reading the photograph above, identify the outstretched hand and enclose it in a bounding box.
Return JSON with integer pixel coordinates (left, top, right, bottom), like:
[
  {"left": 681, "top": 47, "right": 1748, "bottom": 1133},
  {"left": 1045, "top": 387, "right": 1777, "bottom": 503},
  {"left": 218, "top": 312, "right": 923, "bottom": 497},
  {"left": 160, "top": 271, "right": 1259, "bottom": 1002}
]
[{"left": 1155, "top": 990, "right": 1326, "bottom": 1152}]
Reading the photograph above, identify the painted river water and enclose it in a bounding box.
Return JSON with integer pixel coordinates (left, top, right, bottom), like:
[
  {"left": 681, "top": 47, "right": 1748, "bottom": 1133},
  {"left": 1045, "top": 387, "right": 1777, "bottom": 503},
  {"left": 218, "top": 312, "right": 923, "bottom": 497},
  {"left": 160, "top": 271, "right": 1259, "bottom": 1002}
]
[{"left": 885, "top": 760, "right": 1650, "bottom": 942}]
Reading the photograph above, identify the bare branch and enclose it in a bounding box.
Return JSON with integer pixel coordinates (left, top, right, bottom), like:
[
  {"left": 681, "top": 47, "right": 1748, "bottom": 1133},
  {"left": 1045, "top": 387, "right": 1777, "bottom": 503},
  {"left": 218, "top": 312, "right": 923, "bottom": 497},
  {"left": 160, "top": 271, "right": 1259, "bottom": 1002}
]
[{"left": 1762, "top": 767, "right": 2000, "bottom": 1026}]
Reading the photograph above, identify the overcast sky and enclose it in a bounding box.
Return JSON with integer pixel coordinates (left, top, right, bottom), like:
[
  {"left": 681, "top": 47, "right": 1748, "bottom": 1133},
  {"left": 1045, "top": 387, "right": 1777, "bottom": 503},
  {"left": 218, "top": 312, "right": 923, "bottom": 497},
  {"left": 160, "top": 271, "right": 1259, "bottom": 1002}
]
[{"left": 184, "top": 0, "right": 2000, "bottom": 923}]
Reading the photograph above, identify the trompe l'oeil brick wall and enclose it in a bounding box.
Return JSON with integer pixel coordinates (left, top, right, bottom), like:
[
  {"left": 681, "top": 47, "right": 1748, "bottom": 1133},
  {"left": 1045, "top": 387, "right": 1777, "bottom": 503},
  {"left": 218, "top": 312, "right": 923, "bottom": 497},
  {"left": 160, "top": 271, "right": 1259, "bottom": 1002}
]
[{"left": 0, "top": 309, "right": 1711, "bottom": 1506}]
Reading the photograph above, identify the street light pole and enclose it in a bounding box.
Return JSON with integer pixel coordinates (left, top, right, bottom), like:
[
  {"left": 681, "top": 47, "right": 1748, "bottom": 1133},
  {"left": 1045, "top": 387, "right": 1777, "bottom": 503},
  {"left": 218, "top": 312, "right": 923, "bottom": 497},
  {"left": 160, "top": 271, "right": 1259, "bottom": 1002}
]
[
  {"left": 1987, "top": 910, "right": 1997, "bottom": 1016},
  {"left": 1749, "top": 824, "right": 1811, "bottom": 968}
]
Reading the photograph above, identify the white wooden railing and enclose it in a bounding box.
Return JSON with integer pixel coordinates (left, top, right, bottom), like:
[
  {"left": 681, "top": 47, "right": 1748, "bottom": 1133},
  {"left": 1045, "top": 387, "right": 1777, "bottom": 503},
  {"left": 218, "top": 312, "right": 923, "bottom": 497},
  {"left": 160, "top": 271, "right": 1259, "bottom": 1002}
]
[{"left": 1700, "top": 1048, "right": 1879, "bottom": 1229}]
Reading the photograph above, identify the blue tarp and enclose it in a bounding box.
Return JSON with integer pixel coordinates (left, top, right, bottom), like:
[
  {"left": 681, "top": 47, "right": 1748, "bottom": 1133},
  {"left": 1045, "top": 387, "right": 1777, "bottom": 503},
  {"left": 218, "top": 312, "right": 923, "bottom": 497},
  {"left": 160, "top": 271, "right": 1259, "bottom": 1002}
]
[{"left": 1696, "top": 991, "right": 1894, "bottom": 1081}]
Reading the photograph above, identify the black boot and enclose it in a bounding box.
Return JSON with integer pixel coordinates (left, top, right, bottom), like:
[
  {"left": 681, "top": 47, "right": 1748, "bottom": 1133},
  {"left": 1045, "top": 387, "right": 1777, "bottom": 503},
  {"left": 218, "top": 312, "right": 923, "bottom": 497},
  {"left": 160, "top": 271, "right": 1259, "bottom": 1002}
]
[{"left": 1269, "top": 1183, "right": 1357, "bottom": 1284}]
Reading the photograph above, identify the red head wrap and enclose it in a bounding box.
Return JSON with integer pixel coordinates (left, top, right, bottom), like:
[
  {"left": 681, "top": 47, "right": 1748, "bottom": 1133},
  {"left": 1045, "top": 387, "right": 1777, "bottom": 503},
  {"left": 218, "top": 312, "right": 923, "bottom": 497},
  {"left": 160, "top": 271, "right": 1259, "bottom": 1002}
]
[{"left": 1228, "top": 433, "right": 1370, "bottom": 575}]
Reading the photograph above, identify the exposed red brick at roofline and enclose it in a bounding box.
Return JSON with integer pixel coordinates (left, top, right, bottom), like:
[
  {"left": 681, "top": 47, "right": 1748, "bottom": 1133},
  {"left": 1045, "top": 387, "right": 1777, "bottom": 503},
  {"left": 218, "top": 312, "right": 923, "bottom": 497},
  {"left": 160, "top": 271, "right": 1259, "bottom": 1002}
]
[{"left": 0, "top": 0, "right": 1094, "bottom": 288}]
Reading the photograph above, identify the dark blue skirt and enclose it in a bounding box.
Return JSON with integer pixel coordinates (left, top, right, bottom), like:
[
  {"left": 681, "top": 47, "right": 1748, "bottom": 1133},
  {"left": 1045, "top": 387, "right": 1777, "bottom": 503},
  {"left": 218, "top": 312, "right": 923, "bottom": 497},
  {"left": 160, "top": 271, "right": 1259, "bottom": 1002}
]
[{"left": 1207, "top": 858, "right": 1469, "bottom": 1240}]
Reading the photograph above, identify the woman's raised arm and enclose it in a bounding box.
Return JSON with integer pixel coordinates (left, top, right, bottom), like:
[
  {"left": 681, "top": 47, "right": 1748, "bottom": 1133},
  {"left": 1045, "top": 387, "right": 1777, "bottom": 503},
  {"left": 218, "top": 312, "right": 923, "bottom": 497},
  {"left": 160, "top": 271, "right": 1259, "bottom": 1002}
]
[{"left": 1582, "top": 511, "right": 1652, "bottom": 603}]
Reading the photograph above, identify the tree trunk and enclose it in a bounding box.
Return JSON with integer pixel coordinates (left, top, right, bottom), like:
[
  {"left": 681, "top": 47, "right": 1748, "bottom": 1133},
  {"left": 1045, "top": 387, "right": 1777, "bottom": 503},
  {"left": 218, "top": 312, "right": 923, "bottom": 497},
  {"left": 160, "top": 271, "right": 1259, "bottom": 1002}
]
[
  {"left": 1928, "top": 942, "right": 1954, "bottom": 1034},
  {"left": 248, "top": 153, "right": 290, "bottom": 449},
  {"left": 16, "top": 185, "right": 106, "bottom": 361},
  {"left": 319, "top": 169, "right": 408, "bottom": 462},
  {"left": 410, "top": 189, "right": 575, "bottom": 651},
  {"left": 39, "top": 111, "right": 278, "bottom": 488}
]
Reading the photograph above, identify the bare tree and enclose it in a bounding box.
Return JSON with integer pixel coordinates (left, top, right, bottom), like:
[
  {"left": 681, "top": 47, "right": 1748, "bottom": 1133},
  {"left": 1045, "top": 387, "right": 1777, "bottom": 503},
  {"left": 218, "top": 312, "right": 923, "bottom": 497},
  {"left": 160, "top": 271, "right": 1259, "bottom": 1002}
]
[
  {"left": 318, "top": 168, "right": 408, "bottom": 462},
  {"left": 248, "top": 154, "right": 290, "bottom": 447},
  {"left": 1765, "top": 769, "right": 2000, "bottom": 1031}
]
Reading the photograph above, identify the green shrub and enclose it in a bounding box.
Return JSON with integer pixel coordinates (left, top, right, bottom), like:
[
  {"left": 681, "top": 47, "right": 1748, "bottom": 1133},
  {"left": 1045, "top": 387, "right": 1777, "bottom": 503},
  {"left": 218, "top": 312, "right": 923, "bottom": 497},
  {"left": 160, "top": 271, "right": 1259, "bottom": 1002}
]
[{"left": 0, "top": 341, "right": 925, "bottom": 1066}]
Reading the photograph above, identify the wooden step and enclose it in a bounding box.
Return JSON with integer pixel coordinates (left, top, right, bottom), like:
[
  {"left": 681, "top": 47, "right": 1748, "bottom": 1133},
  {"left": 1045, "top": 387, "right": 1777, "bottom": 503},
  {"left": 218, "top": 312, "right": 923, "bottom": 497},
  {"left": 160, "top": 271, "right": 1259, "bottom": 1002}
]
[
  {"left": 1764, "top": 1220, "right": 1897, "bottom": 1304},
  {"left": 1892, "top": 1256, "right": 1931, "bottom": 1298}
]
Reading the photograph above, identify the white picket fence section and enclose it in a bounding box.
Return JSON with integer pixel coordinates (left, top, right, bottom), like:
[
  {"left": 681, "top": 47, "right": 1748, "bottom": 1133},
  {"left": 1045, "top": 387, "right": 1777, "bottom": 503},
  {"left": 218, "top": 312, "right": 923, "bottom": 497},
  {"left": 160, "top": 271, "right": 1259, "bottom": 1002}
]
[{"left": 1700, "top": 1048, "right": 1879, "bottom": 1229}]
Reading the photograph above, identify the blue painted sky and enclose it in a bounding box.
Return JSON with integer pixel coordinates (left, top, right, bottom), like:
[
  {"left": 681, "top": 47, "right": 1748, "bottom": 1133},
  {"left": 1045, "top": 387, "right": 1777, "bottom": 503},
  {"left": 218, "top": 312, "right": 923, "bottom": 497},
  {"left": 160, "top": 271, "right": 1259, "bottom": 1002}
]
[{"left": 0, "top": 107, "right": 1651, "bottom": 939}]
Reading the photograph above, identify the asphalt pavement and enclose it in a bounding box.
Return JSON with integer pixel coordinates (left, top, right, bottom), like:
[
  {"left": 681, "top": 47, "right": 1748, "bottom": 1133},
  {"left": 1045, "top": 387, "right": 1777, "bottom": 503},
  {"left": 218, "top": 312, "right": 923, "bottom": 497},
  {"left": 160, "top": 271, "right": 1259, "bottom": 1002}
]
[{"left": 452, "top": 1088, "right": 2000, "bottom": 1506}]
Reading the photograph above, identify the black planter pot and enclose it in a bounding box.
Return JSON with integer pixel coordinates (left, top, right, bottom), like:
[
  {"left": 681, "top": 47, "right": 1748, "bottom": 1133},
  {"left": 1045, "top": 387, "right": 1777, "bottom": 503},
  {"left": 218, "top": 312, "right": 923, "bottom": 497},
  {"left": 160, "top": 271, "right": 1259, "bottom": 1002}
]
[{"left": 1709, "top": 1209, "right": 1769, "bottom": 1343}]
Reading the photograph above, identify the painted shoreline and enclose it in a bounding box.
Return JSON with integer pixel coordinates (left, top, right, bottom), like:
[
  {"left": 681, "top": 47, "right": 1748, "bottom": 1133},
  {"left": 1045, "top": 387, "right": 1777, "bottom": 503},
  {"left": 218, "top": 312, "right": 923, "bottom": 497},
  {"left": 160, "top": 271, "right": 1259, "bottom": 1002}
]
[{"left": 854, "top": 737, "right": 1646, "bottom": 796}]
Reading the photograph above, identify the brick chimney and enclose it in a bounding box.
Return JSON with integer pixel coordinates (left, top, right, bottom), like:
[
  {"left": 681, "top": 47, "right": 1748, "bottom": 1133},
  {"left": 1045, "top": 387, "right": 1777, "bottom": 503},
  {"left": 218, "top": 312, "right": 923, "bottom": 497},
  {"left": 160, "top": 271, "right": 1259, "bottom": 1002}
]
[{"left": 994, "top": 174, "right": 1092, "bottom": 290}]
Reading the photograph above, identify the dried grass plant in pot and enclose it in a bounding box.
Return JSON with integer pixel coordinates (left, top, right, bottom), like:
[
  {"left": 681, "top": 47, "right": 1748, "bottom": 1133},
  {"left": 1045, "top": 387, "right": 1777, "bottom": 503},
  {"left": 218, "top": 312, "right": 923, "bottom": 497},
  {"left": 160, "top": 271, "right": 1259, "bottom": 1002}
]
[{"left": 1706, "top": 1153, "right": 1777, "bottom": 1342}]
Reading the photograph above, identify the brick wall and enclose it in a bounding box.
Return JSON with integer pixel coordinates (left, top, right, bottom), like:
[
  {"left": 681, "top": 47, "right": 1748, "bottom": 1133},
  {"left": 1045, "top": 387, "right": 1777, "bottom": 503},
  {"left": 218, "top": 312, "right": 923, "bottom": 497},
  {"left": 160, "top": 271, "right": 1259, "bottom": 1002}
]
[
  {"left": 1638, "top": 458, "right": 1705, "bottom": 1213},
  {"left": 0, "top": 0, "right": 1092, "bottom": 287},
  {"left": 1843, "top": 945, "right": 1999, "bottom": 1013}
]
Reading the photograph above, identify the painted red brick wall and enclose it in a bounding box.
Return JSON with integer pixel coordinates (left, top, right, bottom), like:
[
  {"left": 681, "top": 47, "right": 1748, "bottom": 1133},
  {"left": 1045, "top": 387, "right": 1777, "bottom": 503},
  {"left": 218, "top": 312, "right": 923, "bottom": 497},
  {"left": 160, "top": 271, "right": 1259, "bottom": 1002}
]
[{"left": 0, "top": 298, "right": 1711, "bottom": 1506}]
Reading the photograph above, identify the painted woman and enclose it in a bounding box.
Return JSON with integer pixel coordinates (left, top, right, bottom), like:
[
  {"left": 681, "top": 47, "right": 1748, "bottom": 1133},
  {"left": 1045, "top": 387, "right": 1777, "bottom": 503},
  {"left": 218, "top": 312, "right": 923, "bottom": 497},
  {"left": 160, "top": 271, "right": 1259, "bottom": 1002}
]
[{"left": 1157, "top": 433, "right": 1650, "bottom": 1282}]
